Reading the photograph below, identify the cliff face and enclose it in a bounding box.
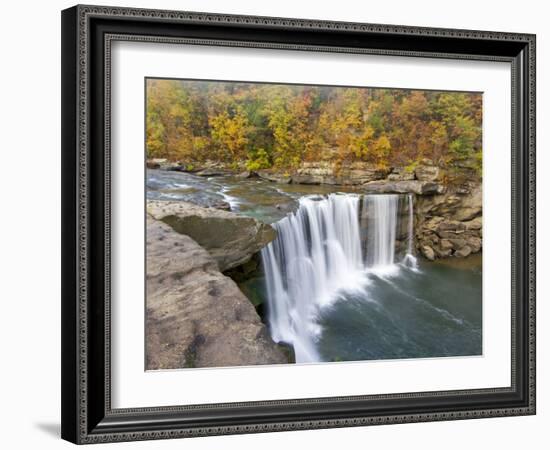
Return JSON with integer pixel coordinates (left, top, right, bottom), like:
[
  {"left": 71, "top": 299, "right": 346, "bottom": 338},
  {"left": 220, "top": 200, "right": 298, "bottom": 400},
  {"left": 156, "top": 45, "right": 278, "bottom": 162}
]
[
  {"left": 415, "top": 183, "right": 482, "bottom": 259},
  {"left": 146, "top": 212, "right": 287, "bottom": 370}
]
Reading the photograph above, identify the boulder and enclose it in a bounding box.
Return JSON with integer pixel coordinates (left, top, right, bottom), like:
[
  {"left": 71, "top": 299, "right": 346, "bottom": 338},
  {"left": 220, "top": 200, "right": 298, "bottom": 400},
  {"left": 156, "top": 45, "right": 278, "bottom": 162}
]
[
  {"left": 147, "top": 200, "right": 277, "bottom": 271},
  {"left": 436, "top": 230, "right": 465, "bottom": 239},
  {"left": 464, "top": 217, "right": 482, "bottom": 230},
  {"left": 453, "top": 184, "right": 482, "bottom": 221},
  {"left": 416, "top": 194, "right": 462, "bottom": 217},
  {"left": 419, "top": 233, "right": 439, "bottom": 248},
  {"left": 236, "top": 170, "right": 259, "bottom": 179},
  {"left": 146, "top": 158, "right": 184, "bottom": 171},
  {"left": 195, "top": 168, "right": 229, "bottom": 177},
  {"left": 146, "top": 217, "right": 287, "bottom": 370},
  {"left": 437, "top": 220, "right": 466, "bottom": 232},
  {"left": 440, "top": 239, "right": 454, "bottom": 251},
  {"left": 454, "top": 245, "right": 473, "bottom": 258},
  {"left": 415, "top": 183, "right": 481, "bottom": 220},
  {"left": 210, "top": 199, "right": 231, "bottom": 211},
  {"left": 422, "top": 217, "right": 444, "bottom": 232},
  {"left": 448, "top": 238, "right": 467, "bottom": 250},
  {"left": 415, "top": 165, "right": 440, "bottom": 181},
  {"left": 421, "top": 245, "right": 435, "bottom": 261},
  {"left": 466, "top": 236, "right": 482, "bottom": 253},
  {"left": 257, "top": 170, "right": 291, "bottom": 184},
  {"left": 434, "top": 247, "right": 452, "bottom": 258},
  {"left": 146, "top": 159, "right": 162, "bottom": 169}
]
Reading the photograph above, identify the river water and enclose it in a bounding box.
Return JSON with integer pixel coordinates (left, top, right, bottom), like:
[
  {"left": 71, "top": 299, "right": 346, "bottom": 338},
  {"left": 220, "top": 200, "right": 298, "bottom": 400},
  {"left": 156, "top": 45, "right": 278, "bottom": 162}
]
[{"left": 147, "top": 169, "right": 482, "bottom": 363}]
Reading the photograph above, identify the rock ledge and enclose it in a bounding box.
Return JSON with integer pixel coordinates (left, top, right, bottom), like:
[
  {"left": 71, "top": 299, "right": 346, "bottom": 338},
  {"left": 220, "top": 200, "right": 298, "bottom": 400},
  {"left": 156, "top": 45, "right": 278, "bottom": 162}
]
[{"left": 146, "top": 217, "right": 287, "bottom": 370}]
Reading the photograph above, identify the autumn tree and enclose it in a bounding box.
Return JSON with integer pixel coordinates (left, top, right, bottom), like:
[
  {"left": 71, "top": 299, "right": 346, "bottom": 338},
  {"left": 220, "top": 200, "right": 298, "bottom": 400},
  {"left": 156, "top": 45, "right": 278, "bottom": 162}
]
[
  {"left": 146, "top": 79, "right": 483, "bottom": 181},
  {"left": 209, "top": 106, "right": 250, "bottom": 163}
]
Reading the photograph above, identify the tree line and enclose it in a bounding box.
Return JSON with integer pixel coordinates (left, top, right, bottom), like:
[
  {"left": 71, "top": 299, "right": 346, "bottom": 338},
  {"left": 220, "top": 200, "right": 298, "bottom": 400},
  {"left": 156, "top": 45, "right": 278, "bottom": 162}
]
[{"left": 146, "top": 79, "right": 482, "bottom": 175}]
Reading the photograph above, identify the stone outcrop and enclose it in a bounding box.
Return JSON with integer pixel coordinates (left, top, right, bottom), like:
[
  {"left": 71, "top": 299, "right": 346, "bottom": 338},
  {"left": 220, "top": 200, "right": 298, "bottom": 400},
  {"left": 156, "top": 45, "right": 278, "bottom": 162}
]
[
  {"left": 414, "top": 164, "right": 440, "bottom": 181},
  {"left": 146, "top": 217, "right": 287, "bottom": 370},
  {"left": 364, "top": 180, "right": 446, "bottom": 195},
  {"left": 416, "top": 183, "right": 481, "bottom": 221},
  {"left": 146, "top": 158, "right": 184, "bottom": 171},
  {"left": 387, "top": 167, "right": 415, "bottom": 181},
  {"left": 291, "top": 161, "right": 389, "bottom": 185},
  {"left": 257, "top": 170, "right": 292, "bottom": 184},
  {"left": 194, "top": 168, "right": 229, "bottom": 177},
  {"left": 415, "top": 183, "right": 482, "bottom": 259},
  {"left": 147, "top": 200, "right": 277, "bottom": 271}
]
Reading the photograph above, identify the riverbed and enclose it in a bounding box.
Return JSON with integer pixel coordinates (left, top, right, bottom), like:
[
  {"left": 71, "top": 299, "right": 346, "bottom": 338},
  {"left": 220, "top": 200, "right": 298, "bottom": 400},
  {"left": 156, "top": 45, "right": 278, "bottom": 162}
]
[{"left": 147, "top": 169, "right": 482, "bottom": 364}]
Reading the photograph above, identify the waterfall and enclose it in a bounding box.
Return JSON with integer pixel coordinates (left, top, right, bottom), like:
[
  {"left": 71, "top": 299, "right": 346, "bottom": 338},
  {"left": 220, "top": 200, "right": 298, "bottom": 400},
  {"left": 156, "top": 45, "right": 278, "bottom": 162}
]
[
  {"left": 403, "top": 194, "right": 418, "bottom": 270},
  {"left": 364, "top": 195, "right": 398, "bottom": 269},
  {"left": 261, "top": 192, "right": 417, "bottom": 363},
  {"left": 261, "top": 194, "right": 364, "bottom": 362}
]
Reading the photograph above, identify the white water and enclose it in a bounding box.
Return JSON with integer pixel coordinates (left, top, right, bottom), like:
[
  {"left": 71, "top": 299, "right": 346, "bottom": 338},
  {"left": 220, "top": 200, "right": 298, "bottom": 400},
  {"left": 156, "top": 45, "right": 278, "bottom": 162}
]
[
  {"left": 261, "top": 193, "right": 417, "bottom": 363},
  {"left": 364, "top": 194, "right": 398, "bottom": 274},
  {"left": 403, "top": 194, "right": 419, "bottom": 270}
]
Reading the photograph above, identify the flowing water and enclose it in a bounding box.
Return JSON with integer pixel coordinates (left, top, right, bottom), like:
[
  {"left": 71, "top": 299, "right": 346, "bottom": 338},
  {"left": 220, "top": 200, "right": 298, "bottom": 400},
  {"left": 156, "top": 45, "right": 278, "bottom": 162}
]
[{"left": 148, "top": 169, "right": 482, "bottom": 364}]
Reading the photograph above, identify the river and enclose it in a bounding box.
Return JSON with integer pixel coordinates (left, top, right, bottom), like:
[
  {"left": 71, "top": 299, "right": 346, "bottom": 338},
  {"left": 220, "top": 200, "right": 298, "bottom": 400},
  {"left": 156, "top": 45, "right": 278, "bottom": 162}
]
[{"left": 147, "top": 168, "right": 482, "bottom": 364}]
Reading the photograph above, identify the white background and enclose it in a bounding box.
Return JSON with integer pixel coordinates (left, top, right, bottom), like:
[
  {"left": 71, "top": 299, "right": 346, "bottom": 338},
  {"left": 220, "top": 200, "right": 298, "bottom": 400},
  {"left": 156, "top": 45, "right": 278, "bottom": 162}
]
[
  {"left": 112, "top": 42, "right": 511, "bottom": 408},
  {"left": 0, "top": 0, "right": 546, "bottom": 449}
]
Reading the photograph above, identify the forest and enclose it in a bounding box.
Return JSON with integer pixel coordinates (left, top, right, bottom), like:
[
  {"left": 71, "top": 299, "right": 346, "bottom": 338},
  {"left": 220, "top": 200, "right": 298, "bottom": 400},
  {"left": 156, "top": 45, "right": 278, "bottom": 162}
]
[{"left": 146, "top": 79, "right": 482, "bottom": 176}]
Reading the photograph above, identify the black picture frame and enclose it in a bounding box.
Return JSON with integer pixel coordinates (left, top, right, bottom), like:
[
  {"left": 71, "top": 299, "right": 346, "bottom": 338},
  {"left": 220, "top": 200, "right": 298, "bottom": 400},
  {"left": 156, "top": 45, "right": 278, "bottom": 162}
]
[{"left": 61, "top": 4, "right": 536, "bottom": 444}]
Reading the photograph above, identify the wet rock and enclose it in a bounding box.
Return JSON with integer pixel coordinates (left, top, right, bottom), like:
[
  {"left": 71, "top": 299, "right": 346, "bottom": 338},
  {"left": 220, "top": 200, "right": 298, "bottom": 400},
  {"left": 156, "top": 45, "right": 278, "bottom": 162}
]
[
  {"left": 466, "top": 236, "right": 482, "bottom": 253},
  {"left": 195, "top": 168, "right": 229, "bottom": 177},
  {"left": 421, "top": 245, "right": 435, "bottom": 261},
  {"left": 236, "top": 170, "right": 259, "bottom": 179},
  {"left": 464, "top": 217, "right": 482, "bottom": 230},
  {"left": 455, "top": 246, "right": 473, "bottom": 258},
  {"left": 147, "top": 158, "right": 185, "bottom": 171},
  {"left": 435, "top": 247, "right": 452, "bottom": 258},
  {"left": 210, "top": 199, "right": 231, "bottom": 211},
  {"left": 147, "top": 200, "right": 277, "bottom": 271},
  {"left": 146, "top": 217, "right": 287, "bottom": 370},
  {"left": 449, "top": 238, "right": 467, "bottom": 249}
]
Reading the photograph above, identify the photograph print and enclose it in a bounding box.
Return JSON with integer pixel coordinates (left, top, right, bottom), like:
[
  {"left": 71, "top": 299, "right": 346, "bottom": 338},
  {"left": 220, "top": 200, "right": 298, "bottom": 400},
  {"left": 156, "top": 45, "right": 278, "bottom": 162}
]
[{"left": 145, "top": 78, "right": 483, "bottom": 370}]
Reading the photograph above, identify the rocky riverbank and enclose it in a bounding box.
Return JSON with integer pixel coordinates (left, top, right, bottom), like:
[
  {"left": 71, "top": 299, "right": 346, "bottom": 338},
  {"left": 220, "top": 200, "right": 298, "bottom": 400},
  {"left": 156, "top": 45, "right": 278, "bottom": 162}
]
[
  {"left": 147, "top": 200, "right": 276, "bottom": 271},
  {"left": 146, "top": 202, "right": 287, "bottom": 370},
  {"left": 148, "top": 158, "right": 482, "bottom": 260},
  {"left": 415, "top": 183, "right": 482, "bottom": 260}
]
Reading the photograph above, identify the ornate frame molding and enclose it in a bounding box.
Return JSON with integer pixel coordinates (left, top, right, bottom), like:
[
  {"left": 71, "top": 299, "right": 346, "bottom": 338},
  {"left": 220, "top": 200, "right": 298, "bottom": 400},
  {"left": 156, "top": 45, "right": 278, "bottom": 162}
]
[{"left": 61, "top": 4, "right": 536, "bottom": 444}]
